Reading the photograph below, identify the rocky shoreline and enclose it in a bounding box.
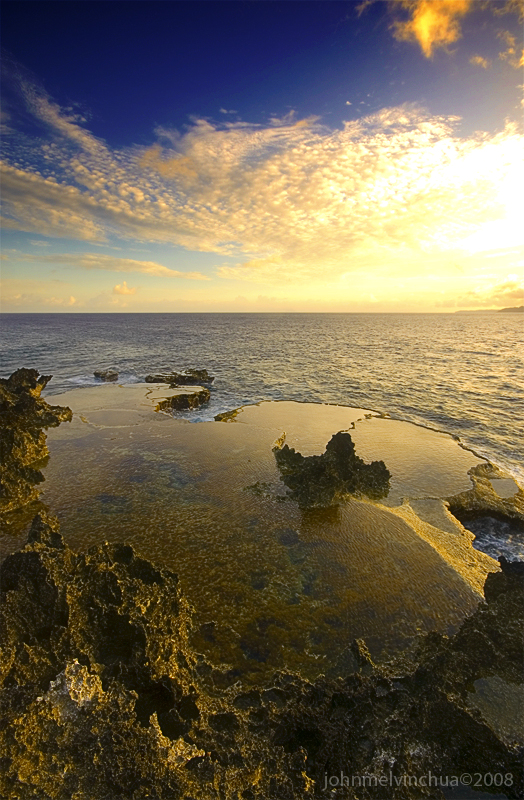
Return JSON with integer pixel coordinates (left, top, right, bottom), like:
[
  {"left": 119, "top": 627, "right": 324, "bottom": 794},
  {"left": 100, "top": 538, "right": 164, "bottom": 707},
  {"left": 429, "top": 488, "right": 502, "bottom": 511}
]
[
  {"left": 0, "top": 370, "right": 523, "bottom": 799},
  {"left": 0, "top": 369, "right": 72, "bottom": 515},
  {"left": 1, "top": 513, "right": 522, "bottom": 799}
]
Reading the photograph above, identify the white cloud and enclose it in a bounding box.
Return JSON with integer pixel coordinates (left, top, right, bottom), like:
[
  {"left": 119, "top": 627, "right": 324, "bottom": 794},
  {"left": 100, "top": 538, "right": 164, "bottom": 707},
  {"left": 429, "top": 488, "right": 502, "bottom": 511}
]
[{"left": 1, "top": 74, "right": 523, "bottom": 289}]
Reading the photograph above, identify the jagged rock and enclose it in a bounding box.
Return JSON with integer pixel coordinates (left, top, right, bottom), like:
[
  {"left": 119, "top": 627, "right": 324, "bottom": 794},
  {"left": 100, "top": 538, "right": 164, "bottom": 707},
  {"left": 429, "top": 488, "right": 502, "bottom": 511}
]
[
  {"left": 155, "top": 387, "right": 211, "bottom": 411},
  {"left": 0, "top": 514, "right": 312, "bottom": 800},
  {"left": 0, "top": 369, "right": 72, "bottom": 513},
  {"left": 145, "top": 369, "right": 214, "bottom": 386},
  {"left": 447, "top": 462, "right": 524, "bottom": 525},
  {"left": 0, "top": 515, "right": 522, "bottom": 799},
  {"left": 274, "top": 431, "right": 391, "bottom": 508},
  {"left": 94, "top": 368, "right": 119, "bottom": 381}
]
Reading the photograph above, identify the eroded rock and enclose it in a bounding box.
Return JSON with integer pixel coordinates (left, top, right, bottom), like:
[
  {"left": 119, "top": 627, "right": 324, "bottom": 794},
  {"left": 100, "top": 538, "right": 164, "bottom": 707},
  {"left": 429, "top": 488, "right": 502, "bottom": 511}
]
[
  {"left": 155, "top": 387, "right": 211, "bottom": 411},
  {"left": 447, "top": 462, "right": 524, "bottom": 525},
  {"left": 94, "top": 368, "right": 119, "bottom": 381},
  {"left": 274, "top": 431, "right": 391, "bottom": 508},
  {"left": 146, "top": 369, "right": 214, "bottom": 386},
  {"left": 0, "top": 516, "right": 522, "bottom": 799},
  {"left": 0, "top": 369, "right": 72, "bottom": 513}
]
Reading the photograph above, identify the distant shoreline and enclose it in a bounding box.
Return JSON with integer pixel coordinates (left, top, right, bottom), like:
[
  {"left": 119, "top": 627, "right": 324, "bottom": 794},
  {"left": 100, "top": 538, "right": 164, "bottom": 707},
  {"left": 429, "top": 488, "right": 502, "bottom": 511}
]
[{"left": 455, "top": 306, "right": 523, "bottom": 314}]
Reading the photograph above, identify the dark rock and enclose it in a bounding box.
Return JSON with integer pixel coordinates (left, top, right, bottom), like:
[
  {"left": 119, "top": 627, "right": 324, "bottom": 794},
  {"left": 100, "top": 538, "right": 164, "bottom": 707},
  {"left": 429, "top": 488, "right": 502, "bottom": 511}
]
[
  {"left": 0, "top": 516, "right": 312, "bottom": 800},
  {"left": 274, "top": 431, "right": 391, "bottom": 508},
  {"left": 1, "top": 514, "right": 522, "bottom": 799},
  {"left": 94, "top": 369, "right": 118, "bottom": 381},
  {"left": 155, "top": 387, "right": 211, "bottom": 411},
  {"left": 0, "top": 369, "right": 72, "bottom": 513},
  {"left": 145, "top": 369, "right": 214, "bottom": 386}
]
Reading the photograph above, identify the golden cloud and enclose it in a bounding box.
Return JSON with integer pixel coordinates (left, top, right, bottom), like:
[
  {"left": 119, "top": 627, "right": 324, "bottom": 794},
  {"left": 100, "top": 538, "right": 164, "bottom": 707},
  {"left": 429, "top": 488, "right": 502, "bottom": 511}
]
[
  {"left": 455, "top": 277, "right": 524, "bottom": 308},
  {"left": 2, "top": 78, "right": 523, "bottom": 289},
  {"left": 469, "top": 55, "right": 491, "bottom": 68},
  {"left": 391, "top": 0, "right": 473, "bottom": 57},
  {"left": 19, "top": 253, "right": 210, "bottom": 280},
  {"left": 113, "top": 280, "right": 137, "bottom": 295},
  {"left": 497, "top": 30, "right": 524, "bottom": 68}
]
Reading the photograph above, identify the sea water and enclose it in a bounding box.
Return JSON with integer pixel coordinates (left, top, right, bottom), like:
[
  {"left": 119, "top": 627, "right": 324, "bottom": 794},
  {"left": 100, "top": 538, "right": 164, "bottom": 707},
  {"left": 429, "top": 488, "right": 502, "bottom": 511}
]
[{"left": 1, "top": 312, "right": 522, "bottom": 481}]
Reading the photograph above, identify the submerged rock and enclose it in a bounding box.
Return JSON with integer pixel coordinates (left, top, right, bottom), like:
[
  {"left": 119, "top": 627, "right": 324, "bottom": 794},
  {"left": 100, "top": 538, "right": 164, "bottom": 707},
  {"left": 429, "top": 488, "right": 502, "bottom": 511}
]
[
  {"left": 0, "top": 514, "right": 522, "bottom": 799},
  {"left": 94, "top": 368, "right": 119, "bottom": 381},
  {"left": 0, "top": 369, "right": 72, "bottom": 513},
  {"left": 274, "top": 431, "right": 391, "bottom": 508},
  {"left": 145, "top": 369, "right": 215, "bottom": 386}
]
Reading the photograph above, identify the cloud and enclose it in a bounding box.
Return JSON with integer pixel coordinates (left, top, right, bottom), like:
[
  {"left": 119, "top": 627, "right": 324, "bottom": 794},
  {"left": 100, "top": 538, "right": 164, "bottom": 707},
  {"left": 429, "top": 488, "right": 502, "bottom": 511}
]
[
  {"left": 391, "top": 0, "right": 473, "bottom": 58},
  {"left": 390, "top": 0, "right": 523, "bottom": 65},
  {"left": 113, "top": 280, "right": 137, "bottom": 295},
  {"left": 454, "top": 277, "right": 524, "bottom": 308},
  {"left": 1, "top": 70, "right": 523, "bottom": 288},
  {"left": 23, "top": 252, "right": 210, "bottom": 280},
  {"left": 0, "top": 280, "right": 78, "bottom": 309},
  {"left": 497, "top": 30, "right": 524, "bottom": 68},
  {"left": 470, "top": 55, "right": 491, "bottom": 68}
]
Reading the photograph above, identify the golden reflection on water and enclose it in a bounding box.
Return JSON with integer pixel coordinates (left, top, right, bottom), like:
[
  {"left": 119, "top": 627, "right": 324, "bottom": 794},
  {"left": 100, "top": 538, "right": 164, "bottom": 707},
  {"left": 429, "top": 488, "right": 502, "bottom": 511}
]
[{"left": 0, "top": 388, "right": 498, "bottom": 681}]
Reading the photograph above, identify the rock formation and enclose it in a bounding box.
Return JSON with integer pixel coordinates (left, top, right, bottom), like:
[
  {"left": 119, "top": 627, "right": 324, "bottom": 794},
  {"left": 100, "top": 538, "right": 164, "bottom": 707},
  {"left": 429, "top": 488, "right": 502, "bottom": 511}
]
[
  {"left": 273, "top": 431, "right": 391, "bottom": 508},
  {"left": 1, "top": 370, "right": 522, "bottom": 799},
  {"left": 145, "top": 369, "right": 215, "bottom": 386},
  {"left": 0, "top": 514, "right": 522, "bottom": 799},
  {"left": 94, "top": 368, "right": 119, "bottom": 381},
  {"left": 155, "top": 387, "right": 211, "bottom": 411},
  {"left": 0, "top": 369, "right": 72, "bottom": 514}
]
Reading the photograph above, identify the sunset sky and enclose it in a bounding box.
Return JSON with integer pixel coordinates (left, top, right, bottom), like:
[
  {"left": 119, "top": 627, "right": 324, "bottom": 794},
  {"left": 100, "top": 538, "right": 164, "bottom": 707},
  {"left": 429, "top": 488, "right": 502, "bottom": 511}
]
[{"left": 1, "top": 0, "right": 523, "bottom": 312}]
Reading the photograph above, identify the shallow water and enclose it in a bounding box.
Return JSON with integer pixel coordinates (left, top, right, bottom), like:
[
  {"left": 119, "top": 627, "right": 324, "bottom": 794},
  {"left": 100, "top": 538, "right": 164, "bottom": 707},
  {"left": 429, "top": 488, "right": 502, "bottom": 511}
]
[
  {"left": 1, "top": 312, "right": 523, "bottom": 482},
  {"left": 1, "top": 387, "right": 501, "bottom": 682}
]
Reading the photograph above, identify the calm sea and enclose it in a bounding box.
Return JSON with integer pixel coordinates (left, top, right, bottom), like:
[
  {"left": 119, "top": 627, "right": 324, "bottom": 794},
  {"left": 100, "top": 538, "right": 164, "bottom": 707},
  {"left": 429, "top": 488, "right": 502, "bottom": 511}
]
[{"left": 1, "top": 312, "right": 522, "bottom": 482}]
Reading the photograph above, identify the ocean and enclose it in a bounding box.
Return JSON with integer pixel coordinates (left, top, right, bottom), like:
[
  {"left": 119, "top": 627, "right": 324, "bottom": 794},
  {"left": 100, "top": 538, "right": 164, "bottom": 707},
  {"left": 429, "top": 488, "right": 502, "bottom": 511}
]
[{"left": 1, "top": 312, "right": 522, "bottom": 482}]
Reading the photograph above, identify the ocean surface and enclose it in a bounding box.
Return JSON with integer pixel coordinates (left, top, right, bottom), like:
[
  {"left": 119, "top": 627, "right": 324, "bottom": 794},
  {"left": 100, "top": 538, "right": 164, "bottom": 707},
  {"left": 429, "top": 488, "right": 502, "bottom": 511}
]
[{"left": 1, "top": 312, "right": 523, "bottom": 482}]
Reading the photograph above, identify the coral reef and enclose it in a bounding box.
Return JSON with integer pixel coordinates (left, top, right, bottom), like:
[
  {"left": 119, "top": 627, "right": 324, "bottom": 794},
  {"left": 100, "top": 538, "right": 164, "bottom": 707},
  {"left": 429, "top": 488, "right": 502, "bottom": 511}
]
[
  {"left": 0, "top": 369, "right": 72, "bottom": 514},
  {"left": 273, "top": 431, "right": 391, "bottom": 508},
  {"left": 0, "top": 514, "right": 522, "bottom": 799},
  {"left": 145, "top": 369, "right": 215, "bottom": 386}
]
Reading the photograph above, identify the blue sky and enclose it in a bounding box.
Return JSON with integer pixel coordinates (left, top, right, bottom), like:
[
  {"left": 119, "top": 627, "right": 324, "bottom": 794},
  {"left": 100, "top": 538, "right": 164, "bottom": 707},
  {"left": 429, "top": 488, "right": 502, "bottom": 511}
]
[{"left": 1, "top": 0, "right": 523, "bottom": 312}]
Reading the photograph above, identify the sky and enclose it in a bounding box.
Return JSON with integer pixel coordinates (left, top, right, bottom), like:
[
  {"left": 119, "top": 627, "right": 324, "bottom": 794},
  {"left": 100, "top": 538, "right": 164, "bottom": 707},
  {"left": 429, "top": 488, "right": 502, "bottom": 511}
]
[{"left": 1, "top": 0, "right": 523, "bottom": 313}]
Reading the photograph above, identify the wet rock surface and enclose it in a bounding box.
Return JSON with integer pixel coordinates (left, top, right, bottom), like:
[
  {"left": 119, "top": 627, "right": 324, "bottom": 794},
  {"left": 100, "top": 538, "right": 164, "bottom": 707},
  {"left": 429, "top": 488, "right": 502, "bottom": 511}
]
[
  {"left": 155, "top": 386, "right": 211, "bottom": 411},
  {"left": 0, "top": 514, "right": 522, "bottom": 799},
  {"left": 94, "top": 368, "right": 119, "bottom": 382},
  {"left": 0, "top": 370, "right": 72, "bottom": 514},
  {"left": 145, "top": 369, "right": 215, "bottom": 386},
  {"left": 274, "top": 431, "right": 391, "bottom": 508},
  {"left": 447, "top": 463, "right": 524, "bottom": 526}
]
